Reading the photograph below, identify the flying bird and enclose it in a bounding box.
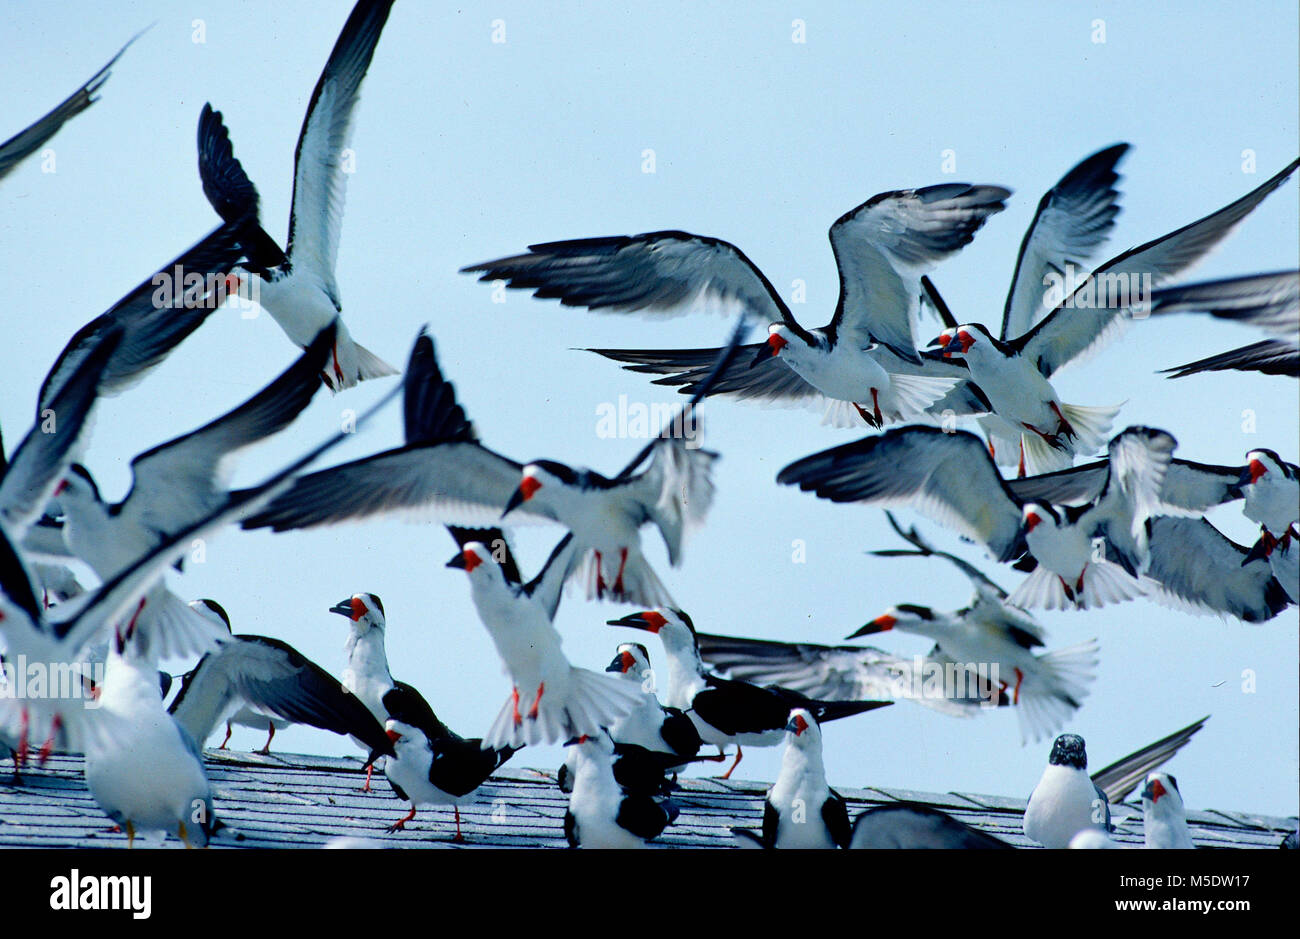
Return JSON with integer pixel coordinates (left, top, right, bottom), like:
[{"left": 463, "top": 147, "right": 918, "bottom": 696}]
[{"left": 195, "top": 0, "right": 400, "bottom": 390}]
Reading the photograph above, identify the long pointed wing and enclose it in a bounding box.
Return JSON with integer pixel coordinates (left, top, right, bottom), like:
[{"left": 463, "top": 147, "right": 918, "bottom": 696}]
[
  {"left": 777, "top": 426, "right": 1027, "bottom": 563},
  {"left": 588, "top": 344, "right": 822, "bottom": 406},
  {"left": 1091, "top": 715, "right": 1209, "bottom": 803},
  {"left": 828, "top": 183, "right": 1010, "bottom": 361},
  {"left": 870, "top": 511, "right": 1009, "bottom": 599},
  {"left": 1162, "top": 339, "right": 1299, "bottom": 379},
  {"left": 1001, "top": 144, "right": 1130, "bottom": 340},
  {"left": 285, "top": 0, "right": 397, "bottom": 293},
  {"left": 1013, "top": 157, "right": 1299, "bottom": 377},
  {"left": 0, "top": 327, "right": 122, "bottom": 537},
  {"left": 122, "top": 322, "right": 336, "bottom": 537},
  {"left": 462, "top": 230, "right": 799, "bottom": 332},
  {"left": 169, "top": 635, "right": 393, "bottom": 757},
  {"left": 37, "top": 222, "right": 248, "bottom": 414},
  {"left": 0, "top": 31, "right": 141, "bottom": 181}
]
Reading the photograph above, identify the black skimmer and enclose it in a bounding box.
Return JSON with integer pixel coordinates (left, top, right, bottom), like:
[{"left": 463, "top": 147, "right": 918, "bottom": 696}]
[
  {"left": 695, "top": 631, "right": 1007, "bottom": 718},
  {"left": 855, "top": 514, "right": 1098, "bottom": 741},
  {"left": 167, "top": 598, "right": 395, "bottom": 762},
  {"left": 1023, "top": 733, "right": 1111, "bottom": 848},
  {"left": 1148, "top": 270, "right": 1299, "bottom": 378},
  {"left": 0, "top": 325, "right": 121, "bottom": 540},
  {"left": 381, "top": 684, "right": 517, "bottom": 841},
  {"left": 1141, "top": 772, "right": 1194, "bottom": 849},
  {"left": 778, "top": 424, "right": 1179, "bottom": 610},
  {"left": 563, "top": 731, "right": 679, "bottom": 848},
  {"left": 195, "top": 0, "right": 399, "bottom": 391},
  {"left": 931, "top": 157, "right": 1300, "bottom": 474},
  {"left": 449, "top": 538, "right": 645, "bottom": 748},
  {"left": 55, "top": 323, "right": 338, "bottom": 660},
  {"left": 0, "top": 32, "right": 140, "bottom": 182},
  {"left": 1142, "top": 516, "right": 1292, "bottom": 622},
  {"left": 849, "top": 804, "right": 1013, "bottom": 849},
  {"left": 463, "top": 184, "right": 1013, "bottom": 428},
  {"left": 610, "top": 608, "right": 892, "bottom": 778},
  {"left": 559, "top": 641, "right": 706, "bottom": 794},
  {"left": 0, "top": 350, "right": 401, "bottom": 766},
  {"left": 731, "top": 709, "right": 851, "bottom": 849},
  {"left": 1024, "top": 716, "right": 1209, "bottom": 847},
  {"left": 84, "top": 628, "right": 215, "bottom": 848},
  {"left": 245, "top": 325, "right": 738, "bottom": 606}
]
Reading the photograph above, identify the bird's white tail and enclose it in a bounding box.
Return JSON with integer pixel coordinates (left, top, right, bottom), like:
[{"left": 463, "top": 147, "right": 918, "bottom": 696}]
[
  {"left": 1058, "top": 401, "right": 1124, "bottom": 455},
  {"left": 881, "top": 372, "right": 962, "bottom": 421},
  {"left": 1013, "top": 639, "right": 1100, "bottom": 744},
  {"left": 1020, "top": 431, "right": 1075, "bottom": 475},
  {"left": 353, "top": 342, "right": 400, "bottom": 381},
  {"left": 482, "top": 667, "right": 644, "bottom": 749},
  {"left": 572, "top": 547, "right": 676, "bottom": 608}
]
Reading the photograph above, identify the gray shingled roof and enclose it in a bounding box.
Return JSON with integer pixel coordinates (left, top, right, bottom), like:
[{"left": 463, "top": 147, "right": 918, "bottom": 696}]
[{"left": 1, "top": 750, "right": 1293, "bottom": 848}]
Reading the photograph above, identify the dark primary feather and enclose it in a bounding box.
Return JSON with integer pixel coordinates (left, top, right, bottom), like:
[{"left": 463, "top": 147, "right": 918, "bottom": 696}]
[
  {"left": 1091, "top": 716, "right": 1210, "bottom": 804},
  {"left": 196, "top": 103, "right": 287, "bottom": 272},
  {"left": 0, "top": 31, "right": 141, "bottom": 181},
  {"left": 37, "top": 221, "right": 249, "bottom": 415},
  {"left": 1162, "top": 339, "right": 1299, "bottom": 379}
]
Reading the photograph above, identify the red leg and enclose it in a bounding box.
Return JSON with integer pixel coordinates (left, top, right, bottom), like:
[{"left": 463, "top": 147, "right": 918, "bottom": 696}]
[
  {"left": 257, "top": 722, "right": 275, "bottom": 755},
  {"left": 1017, "top": 438, "right": 1026, "bottom": 478},
  {"left": 453, "top": 806, "right": 464, "bottom": 843},
  {"left": 871, "top": 388, "right": 882, "bottom": 428},
  {"left": 527, "top": 683, "right": 545, "bottom": 720},
  {"left": 363, "top": 762, "right": 374, "bottom": 793},
  {"left": 511, "top": 686, "right": 523, "bottom": 727},
  {"left": 218, "top": 722, "right": 232, "bottom": 750},
  {"left": 612, "top": 548, "right": 628, "bottom": 596},
  {"left": 37, "top": 714, "right": 62, "bottom": 766},
  {"left": 386, "top": 806, "right": 417, "bottom": 833},
  {"left": 332, "top": 342, "right": 345, "bottom": 385},
  {"left": 1012, "top": 668, "right": 1024, "bottom": 706},
  {"left": 719, "top": 746, "right": 743, "bottom": 780},
  {"left": 16, "top": 707, "right": 29, "bottom": 769},
  {"left": 1048, "top": 401, "right": 1075, "bottom": 440}
]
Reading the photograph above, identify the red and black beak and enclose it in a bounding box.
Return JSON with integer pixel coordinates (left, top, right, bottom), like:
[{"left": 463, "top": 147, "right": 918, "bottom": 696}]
[
  {"left": 607, "top": 611, "right": 667, "bottom": 633},
  {"left": 847, "top": 614, "right": 896, "bottom": 640}
]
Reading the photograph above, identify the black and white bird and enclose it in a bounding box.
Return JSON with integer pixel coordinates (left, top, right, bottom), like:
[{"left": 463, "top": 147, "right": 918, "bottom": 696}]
[
  {"left": 563, "top": 731, "right": 679, "bottom": 849},
  {"left": 558, "top": 641, "right": 705, "bottom": 794},
  {"left": 778, "top": 424, "right": 1179, "bottom": 610},
  {"left": 1147, "top": 270, "right": 1299, "bottom": 379},
  {"left": 244, "top": 327, "right": 725, "bottom": 607},
  {"left": 328, "top": 592, "right": 396, "bottom": 727},
  {"left": 731, "top": 709, "right": 851, "bottom": 849},
  {"left": 55, "top": 323, "right": 338, "bottom": 660},
  {"left": 1141, "top": 772, "right": 1195, "bottom": 849},
  {"left": 463, "top": 184, "right": 1013, "bottom": 427},
  {"left": 381, "top": 684, "right": 517, "bottom": 841},
  {"left": 85, "top": 628, "right": 215, "bottom": 848},
  {"left": 849, "top": 804, "right": 1013, "bottom": 849},
  {"left": 610, "top": 608, "right": 892, "bottom": 778},
  {"left": 0, "top": 32, "right": 139, "bottom": 182},
  {"left": 0, "top": 345, "right": 401, "bottom": 765},
  {"left": 167, "top": 598, "right": 395, "bottom": 763},
  {"left": 196, "top": 0, "right": 399, "bottom": 391},
  {"left": 1024, "top": 717, "right": 1209, "bottom": 848},
  {"left": 930, "top": 157, "right": 1299, "bottom": 474},
  {"left": 853, "top": 515, "right": 1098, "bottom": 742},
  {"left": 448, "top": 539, "right": 644, "bottom": 748}
]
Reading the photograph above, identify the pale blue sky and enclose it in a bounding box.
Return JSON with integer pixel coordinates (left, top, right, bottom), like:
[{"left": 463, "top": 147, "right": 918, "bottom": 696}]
[{"left": 2, "top": 2, "right": 1296, "bottom": 818}]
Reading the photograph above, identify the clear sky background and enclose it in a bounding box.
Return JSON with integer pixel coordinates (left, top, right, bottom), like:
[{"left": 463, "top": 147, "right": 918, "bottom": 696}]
[{"left": 2, "top": 2, "right": 1296, "bottom": 819}]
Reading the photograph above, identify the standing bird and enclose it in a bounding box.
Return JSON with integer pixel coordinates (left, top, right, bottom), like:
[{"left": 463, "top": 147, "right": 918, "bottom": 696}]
[
  {"left": 1023, "top": 734, "right": 1110, "bottom": 848},
  {"left": 381, "top": 685, "right": 517, "bottom": 841},
  {"left": 463, "top": 184, "right": 1012, "bottom": 428},
  {"left": 563, "top": 732, "right": 678, "bottom": 849},
  {"left": 448, "top": 539, "right": 644, "bottom": 748},
  {"left": 196, "top": 0, "right": 400, "bottom": 390},
  {"left": 610, "top": 608, "right": 892, "bottom": 778},
  {"left": 731, "top": 710, "right": 851, "bottom": 849},
  {"left": 1141, "top": 772, "right": 1195, "bottom": 849}
]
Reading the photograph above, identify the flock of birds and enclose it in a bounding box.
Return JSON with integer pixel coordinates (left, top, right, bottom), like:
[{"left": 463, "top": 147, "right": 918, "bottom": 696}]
[{"left": 1, "top": 0, "right": 1297, "bottom": 850}]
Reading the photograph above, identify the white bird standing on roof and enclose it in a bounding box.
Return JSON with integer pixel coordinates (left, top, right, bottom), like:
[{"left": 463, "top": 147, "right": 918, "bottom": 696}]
[
  {"left": 563, "top": 731, "right": 678, "bottom": 848},
  {"left": 85, "top": 631, "right": 214, "bottom": 848},
  {"left": 1023, "top": 733, "right": 1109, "bottom": 848},
  {"left": 448, "top": 540, "right": 644, "bottom": 748},
  {"left": 1141, "top": 772, "right": 1195, "bottom": 849},
  {"left": 732, "top": 709, "right": 851, "bottom": 849},
  {"left": 328, "top": 592, "right": 394, "bottom": 725}
]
